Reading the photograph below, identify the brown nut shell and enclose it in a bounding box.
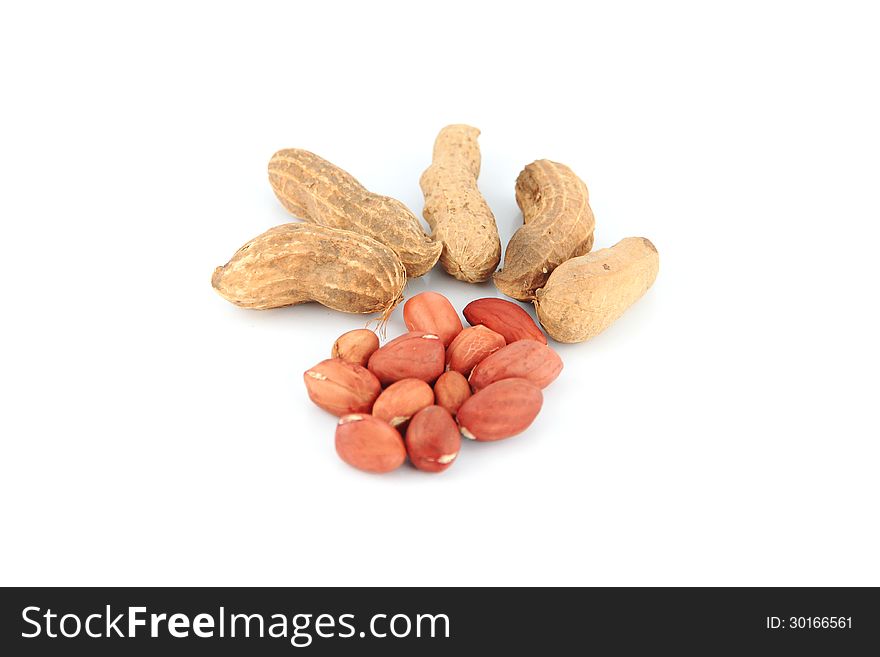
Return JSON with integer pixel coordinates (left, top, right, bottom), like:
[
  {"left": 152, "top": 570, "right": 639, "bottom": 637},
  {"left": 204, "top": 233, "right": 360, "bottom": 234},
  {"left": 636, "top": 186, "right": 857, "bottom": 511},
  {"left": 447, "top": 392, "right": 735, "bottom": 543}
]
[
  {"left": 420, "top": 125, "right": 501, "bottom": 282},
  {"left": 269, "top": 149, "right": 441, "bottom": 277},
  {"left": 534, "top": 237, "right": 659, "bottom": 343},
  {"left": 494, "top": 160, "right": 595, "bottom": 300},
  {"left": 212, "top": 223, "right": 405, "bottom": 314}
]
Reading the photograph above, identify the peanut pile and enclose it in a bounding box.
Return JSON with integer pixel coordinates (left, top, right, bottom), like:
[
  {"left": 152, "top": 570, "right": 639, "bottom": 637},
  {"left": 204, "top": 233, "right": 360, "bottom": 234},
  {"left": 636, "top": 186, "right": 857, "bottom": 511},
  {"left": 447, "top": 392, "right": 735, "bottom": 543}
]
[
  {"left": 212, "top": 124, "right": 659, "bottom": 474},
  {"left": 305, "top": 293, "right": 559, "bottom": 473}
]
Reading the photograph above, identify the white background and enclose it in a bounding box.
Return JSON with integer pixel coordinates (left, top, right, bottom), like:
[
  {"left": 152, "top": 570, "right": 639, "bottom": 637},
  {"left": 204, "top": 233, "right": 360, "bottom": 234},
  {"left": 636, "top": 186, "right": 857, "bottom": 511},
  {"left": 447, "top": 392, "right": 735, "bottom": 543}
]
[{"left": 1, "top": 1, "right": 878, "bottom": 586}]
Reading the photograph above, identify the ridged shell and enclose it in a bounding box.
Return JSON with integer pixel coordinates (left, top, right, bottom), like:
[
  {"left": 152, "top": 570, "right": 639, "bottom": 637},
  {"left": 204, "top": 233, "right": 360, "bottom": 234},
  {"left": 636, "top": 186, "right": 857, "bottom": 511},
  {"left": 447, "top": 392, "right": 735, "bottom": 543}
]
[
  {"left": 494, "top": 160, "right": 595, "bottom": 300},
  {"left": 211, "top": 223, "right": 406, "bottom": 314},
  {"left": 269, "top": 149, "right": 441, "bottom": 277},
  {"left": 420, "top": 125, "right": 501, "bottom": 282}
]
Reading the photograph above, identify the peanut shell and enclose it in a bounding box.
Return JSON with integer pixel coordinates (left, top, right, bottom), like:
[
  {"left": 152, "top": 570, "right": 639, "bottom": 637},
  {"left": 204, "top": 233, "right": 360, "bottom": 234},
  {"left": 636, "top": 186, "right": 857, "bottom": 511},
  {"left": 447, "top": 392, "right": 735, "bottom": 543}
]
[
  {"left": 420, "top": 125, "right": 501, "bottom": 282},
  {"left": 269, "top": 149, "right": 441, "bottom": 277},
  {"left": 535, "top": 237, "right": 659, "bottom": 343},
  {"left": 212, "top": 223, "right": 406, "bottom": 315},
  {"left": 494, "top": 160, "right": 595, "bottom": 300}
]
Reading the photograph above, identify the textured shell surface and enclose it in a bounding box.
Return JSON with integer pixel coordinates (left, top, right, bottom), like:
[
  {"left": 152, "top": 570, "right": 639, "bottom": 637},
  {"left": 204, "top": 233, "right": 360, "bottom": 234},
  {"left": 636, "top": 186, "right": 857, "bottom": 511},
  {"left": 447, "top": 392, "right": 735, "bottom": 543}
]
[
  {"left": 211, "top": 223, "right": 406, "bottom": 314},
  {"left": 494, "top": 160, "right": 595, "bottom": 300},
  {"left": 534, "top": 237, "right": 659, "bottom": 343},
  {"left": 269, "top": 149, "right": 441, "bottom": 277},
  {"left": 420, "top": 125, "right": 501, "bottom": 282}
]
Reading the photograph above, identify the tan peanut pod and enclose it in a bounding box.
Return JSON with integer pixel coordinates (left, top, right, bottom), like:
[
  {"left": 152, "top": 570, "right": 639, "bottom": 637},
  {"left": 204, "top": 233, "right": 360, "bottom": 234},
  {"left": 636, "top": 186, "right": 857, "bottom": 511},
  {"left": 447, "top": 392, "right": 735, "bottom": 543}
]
[
  {"left": 269, "top": 149, "right": 441, "bottom": 277},
  {"left": 211, "top": 223, "right": 405, "bottom": 316},
  {"left": 493, "top": 160, "right": 595, "bottom": 300},
  {"left": 534, "top": 237, "right": 659, "bottom": 343},
  {"left": 420, "top": 125, "right": 501, "bottom": 282}
]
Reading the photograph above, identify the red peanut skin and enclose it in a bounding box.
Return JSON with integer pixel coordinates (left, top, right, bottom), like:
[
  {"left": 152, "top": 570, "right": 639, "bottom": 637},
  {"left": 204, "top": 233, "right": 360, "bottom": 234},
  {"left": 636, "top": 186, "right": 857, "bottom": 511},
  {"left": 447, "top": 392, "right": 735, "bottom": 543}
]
[
  {"left": 403, "top": 291, "right": 463, "bottom": 346},
  {"left": 380, "top": 330, "right": 444, "bottom": 348},
  {"left": 368, "top": 332, "right": 445, "bottom": 385},
  {"left": 468, "top": 340, "right": 562, "bottom": 390},
  {"left": 303, "top": 358, "right": 382, "bottom": 416},
  {"left": 405, "top": 406, "right": 461, "bottom": 472},
  {"left": 372, "top": 378, "right": 435, "bottom": 427},
  {"left": 463, "top": 297, "right": 547, "bottom": 344},
  {"left": 331, "top": 329, "right": 380, "bottom": 367},
  {"left": 433, "top": 371, "right": 471, "bottom": 416},
  {"left": 335, "top": 414, "right": 406, "bottom": 473},
  {"left": 456, "top": 378, "right": 543, "bottom": 441},
  {"left": 445, "top": 325, "right": 506, "bottom": 376}
]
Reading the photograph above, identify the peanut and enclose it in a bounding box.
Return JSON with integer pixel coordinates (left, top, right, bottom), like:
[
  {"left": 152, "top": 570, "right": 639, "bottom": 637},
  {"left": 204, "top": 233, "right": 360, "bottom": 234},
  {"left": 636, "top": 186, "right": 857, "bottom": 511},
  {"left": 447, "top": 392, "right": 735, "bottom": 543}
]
[
  {"left": 535, "top": 237, "right": 659, "bottom": 343},
  {"left": 405, "top": 406, "right": 461, "bottom": 473},
  {"left": 212, "top": 223, "right": 406, "bottom": 315},
  {"left": 367, "top": 332, "right": 445, "bottom": 385},
  {"left": 433, "top": 371, "right": 471, "bottom": 417},
  {"left": 468, "top": 340, "right": 563, "bottom": 391},
  {"left": 372, "top": 378, "right": 435, "bottom": 428},
  {"left": 457, "top": 378, "right": 543, "bottom": 441},
  {"left": 445, "top": 325, "right": 506, "bottom": 376},
  {"left": 336, "top": 414, "right": 406, "bottom": 473},
  {"left": 463, "top": 297, "right": 547, "bottom": 344},
  {"left": 303, "top": 358, "right": 382, "bottom": 417},
  {"left": 403, "top": 291, "right": 463, "bottom": 346},
  {"left": 420, "top": 125, "right": 501, "bottom": 282},
  {"left": 331, "top": 329, "right": 380, "bottom": 367},
  {"left": 269, "top": 149, "right": 441, "bottom": 277},
  {"left": 494, "top": 160, "right": 595, "bottom": 300}
]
